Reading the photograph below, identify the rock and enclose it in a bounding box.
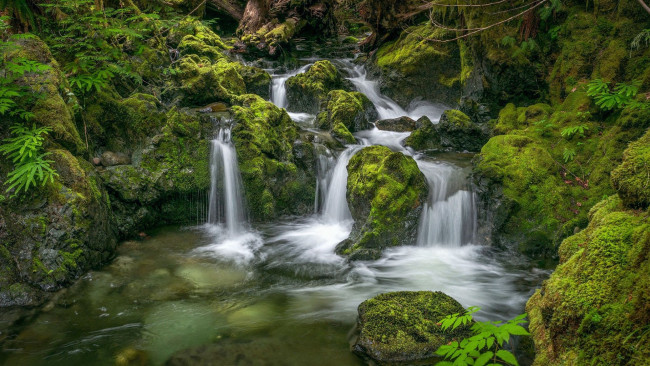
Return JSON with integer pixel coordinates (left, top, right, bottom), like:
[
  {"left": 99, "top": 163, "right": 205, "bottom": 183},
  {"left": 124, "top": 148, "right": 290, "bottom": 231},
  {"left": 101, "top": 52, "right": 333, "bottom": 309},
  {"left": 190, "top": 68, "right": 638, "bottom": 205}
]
[
  {"left": 232, "top": 94, "right": 316, "bottom": 221},
  {"left": 92, "top": 157, "right": 101, "bottom": 165},
  {"left": 353, "top": 291, "right": 472, "bottom": 364},
  {"left": 336, "top": 146, "right": 428, "bottom": 259},
  {"left": 611, "top": 129, "right": 650, "bottom": 209},
  {"left": 405, "top": 110, "right": 488, "bottom": 153},
  {"left": 114, "top": 347, "right": 149, "bottom": 366},
  {"left": 285, "top": 61, "right": 350, "bottom": 114},
  {"left": 316, "top": 89, "right": 378, "bottom": 133},
  {"left": 100, "top": 151, "right": 131, "bottom": 166},
  {"left": 375, "top": 116, "right": 416, "bottom": 132},
  {"left": 526, "top": 195, "right": 650, "bottom": 365}
]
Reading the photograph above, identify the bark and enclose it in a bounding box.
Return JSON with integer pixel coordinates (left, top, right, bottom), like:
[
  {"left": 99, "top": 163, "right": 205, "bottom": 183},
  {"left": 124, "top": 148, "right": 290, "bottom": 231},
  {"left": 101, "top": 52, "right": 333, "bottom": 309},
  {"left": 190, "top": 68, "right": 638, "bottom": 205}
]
[
  {"left": 238, "top": 0, "right": 270, "bottom": 34},
  {"left": 638, "top": 0, "right": 650, "bottom": 15},
  {"left": 207, "top": 0, "right": 245, "bottom": 21}
]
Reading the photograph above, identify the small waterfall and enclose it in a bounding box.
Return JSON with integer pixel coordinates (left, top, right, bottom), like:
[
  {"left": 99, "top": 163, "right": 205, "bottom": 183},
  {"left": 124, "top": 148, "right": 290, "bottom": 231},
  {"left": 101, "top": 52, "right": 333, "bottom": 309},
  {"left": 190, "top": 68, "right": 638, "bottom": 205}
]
[
  {"left": 270, "top": 64, "right": 312, "bottom": 109},
  {"left": 321, "top": 146, "right": 362, "bottom": 223},
  {"left": 207, "top": 122, "right": 246, "bottom": 236},
  {"left": 416, "top": 161, "right": 477, "bottom": 247},
  {"left": 340, "top": 61, "right": 444, "bottom": 122}
]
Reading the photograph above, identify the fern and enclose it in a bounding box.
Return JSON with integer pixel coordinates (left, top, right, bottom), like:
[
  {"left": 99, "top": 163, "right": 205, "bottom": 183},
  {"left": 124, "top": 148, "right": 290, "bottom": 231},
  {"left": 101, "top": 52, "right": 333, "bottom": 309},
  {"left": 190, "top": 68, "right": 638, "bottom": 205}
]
[
  {"left": 561, "top": 124, "right": 589, "bottom": 139},
  {"left": 435, "top": 308, "right": 529, "bottom": 366},
  {"left": 563, "top": 148, "right": 576, "bottom": 163},
  {"left": 587, "top": 79, "right": 647, "bottom": 111},
  {"left": 631, "top": 29, "right": 650, "bottom": 51},
  {"left": 0, "top": 124, "right": 58, "bottom": 194}
]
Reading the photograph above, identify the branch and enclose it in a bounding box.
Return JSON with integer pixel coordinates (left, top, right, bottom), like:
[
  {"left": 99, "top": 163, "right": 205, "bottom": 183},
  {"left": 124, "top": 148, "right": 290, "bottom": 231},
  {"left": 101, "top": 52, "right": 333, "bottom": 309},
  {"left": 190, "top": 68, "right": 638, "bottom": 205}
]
[
  {"left": 427, "top": 0, "right": 549, "bottom": 43},
  {"left": 638, "top": 0, "right": 650, "bottom": 15}
]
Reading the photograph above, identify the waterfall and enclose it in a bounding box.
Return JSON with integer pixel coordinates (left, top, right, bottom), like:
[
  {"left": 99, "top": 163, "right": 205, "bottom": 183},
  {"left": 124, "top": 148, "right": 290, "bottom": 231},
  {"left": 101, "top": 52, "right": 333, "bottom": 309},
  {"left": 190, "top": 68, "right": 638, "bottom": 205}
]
[
  {"left": 320, "top": 146, "right": 362, "bottom": 223},
  {"left": 270, "top": 64, "right": 312, "bottom": 109},
  {"left": 416, "top": 161, "right": 477, "bottom": 247},
  {"left": 207, "top": 123, "right": 246, "bottom": 236}
]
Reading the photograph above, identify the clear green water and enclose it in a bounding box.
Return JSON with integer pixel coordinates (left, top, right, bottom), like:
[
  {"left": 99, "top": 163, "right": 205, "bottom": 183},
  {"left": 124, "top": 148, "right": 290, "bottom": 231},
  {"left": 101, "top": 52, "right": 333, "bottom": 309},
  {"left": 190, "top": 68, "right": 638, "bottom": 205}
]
[{"left": 0, "top": 218, "right": 547, "bottom": 366}]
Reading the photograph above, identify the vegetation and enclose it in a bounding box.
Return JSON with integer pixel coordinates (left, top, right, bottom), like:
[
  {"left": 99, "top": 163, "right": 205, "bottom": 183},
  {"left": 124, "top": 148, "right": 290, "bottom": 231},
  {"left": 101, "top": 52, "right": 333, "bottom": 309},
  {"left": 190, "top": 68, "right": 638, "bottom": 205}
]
[{"left": 435, "top": 308, "right": 529, "bottom": 366}]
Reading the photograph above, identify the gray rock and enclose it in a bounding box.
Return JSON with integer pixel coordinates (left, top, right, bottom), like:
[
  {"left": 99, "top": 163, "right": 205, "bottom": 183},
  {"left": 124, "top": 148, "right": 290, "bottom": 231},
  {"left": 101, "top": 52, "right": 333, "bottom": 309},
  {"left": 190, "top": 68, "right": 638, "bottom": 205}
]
[
  {"left": 375, "top": 116, "right": 417, "bottom": 132},
  {"left": 100, "top": 151, "right": 131, "bottom": 166}
]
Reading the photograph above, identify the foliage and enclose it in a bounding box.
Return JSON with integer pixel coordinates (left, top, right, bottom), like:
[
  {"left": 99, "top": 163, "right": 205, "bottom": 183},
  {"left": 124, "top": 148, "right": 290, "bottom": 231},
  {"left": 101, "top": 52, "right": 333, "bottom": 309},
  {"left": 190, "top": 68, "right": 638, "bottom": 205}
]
[
  {"left": 0, "top": 124, "right": 58, "bottom": 194},
  {"left": 631, "top": 29, "right": 650, "bottom": 51},
  {"left": 435, "top": 307, "right": 529, "bottom": 366},
  {"left": 586, "top": 79, "right": 647, "bottom": 111},
  {"left": 533, "top": 118, "right": 555, "bottom": 137},
  {"left": 561, "top": 124, "right": 589, "bottom": 139},
  {"left": 0, "top": 0, "right": 37, "bottom": 30},
  {"left": 39, "top": 0, "right": 178, "bottom": 98},
  {"left": 562, "top": 147, "right": 577, "bottom": 162}
]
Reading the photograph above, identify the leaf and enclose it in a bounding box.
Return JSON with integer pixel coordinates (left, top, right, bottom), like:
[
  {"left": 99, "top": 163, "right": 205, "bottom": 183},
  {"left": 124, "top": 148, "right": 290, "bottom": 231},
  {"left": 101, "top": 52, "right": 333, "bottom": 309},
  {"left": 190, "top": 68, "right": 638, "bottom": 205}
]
[
  {"left": 506, "top": 325, "right": 530, "bottom": 336},
  {"left": 496, "top": 350, "right": 518, "bottom": 365},
  {"left": 474, "top": 351, "right": 494, "bottom": 366}
]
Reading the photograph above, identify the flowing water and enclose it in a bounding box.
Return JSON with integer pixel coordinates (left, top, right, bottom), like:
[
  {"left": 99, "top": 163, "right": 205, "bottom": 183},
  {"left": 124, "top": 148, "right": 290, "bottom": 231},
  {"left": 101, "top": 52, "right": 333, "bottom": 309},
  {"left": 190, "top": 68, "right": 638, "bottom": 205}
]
[{"left": 0, "top": 58, "right": 550, "bottom": 366}]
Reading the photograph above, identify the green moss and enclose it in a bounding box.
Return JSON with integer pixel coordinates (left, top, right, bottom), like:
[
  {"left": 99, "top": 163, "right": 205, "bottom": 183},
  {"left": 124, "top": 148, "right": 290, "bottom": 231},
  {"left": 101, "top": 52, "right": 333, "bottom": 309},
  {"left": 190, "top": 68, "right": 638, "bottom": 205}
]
[
  {"left": 285, "top": 60, "right": 348, "bottom": 113},
  {"left": 331, "top": 122, "right": 356, "bottom": 145},
  {"left": 340, "top": 146, "right": 427, "bottom": 259},
  {"left": 355, "top": 291, "right": 472, "bottom": 363},
  {"left": 231, "top": 94, "right": 314, "bottom": 221},
  {"left": 526, "top": 195, "right": 650, "bottom": 365},
  {"left": 178, "top": 33, "right": 227, "bottom": 60},
  {"left": 405, "top": 111, "right": 487, "bottom": 152},
  {"left": 173, "top": 55, "right": 246, "bottom": 106},
  {"left": 611, "top": 129, "right": 650, "bottom": 209},
  {"left": 317, "top": 89, "right": 374, "bottom": 133}
]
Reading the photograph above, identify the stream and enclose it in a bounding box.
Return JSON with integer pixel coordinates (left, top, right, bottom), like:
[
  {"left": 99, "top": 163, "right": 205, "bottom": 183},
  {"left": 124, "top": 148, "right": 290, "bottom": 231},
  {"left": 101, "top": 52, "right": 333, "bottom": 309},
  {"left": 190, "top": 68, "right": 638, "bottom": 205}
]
[{"left": 0, "top": 59, "right": 550, "bottom": 366}]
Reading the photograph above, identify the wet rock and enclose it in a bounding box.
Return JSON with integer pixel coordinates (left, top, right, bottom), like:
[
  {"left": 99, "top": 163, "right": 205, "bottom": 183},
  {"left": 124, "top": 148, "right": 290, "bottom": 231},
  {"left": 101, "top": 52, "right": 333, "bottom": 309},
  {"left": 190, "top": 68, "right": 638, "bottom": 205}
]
[
  {"left": 353, "top": 291, "right": 472, "bottom": 364},
  {"left": 115, "top": 347, "right": 149, "bottom": 366},
  {"left": 337, "top": 146, "right": 428, "bottom": 260},
  {"left": 165, "top": 338, "right": 286, "bottom": 366},
  {"left": 101, "top": 151, "right": 132, "bottom": 166},
  {"left": 405, "top": 110, "right": 489, "bottom": 153},
  {"left": 285, "top": 61, "right": 350, "bottom": 114},
  {"left": 611, "top": 129, "right": 650, "bottom": 209},
  {"left": 175, "top": 263, "right": 247, "bottom": 291},
  {"left": 316, "top": 89, "right": 378, "bottom": 133},
  {"left": 375, "top": 116, "right": 416, "bottom": 132}
]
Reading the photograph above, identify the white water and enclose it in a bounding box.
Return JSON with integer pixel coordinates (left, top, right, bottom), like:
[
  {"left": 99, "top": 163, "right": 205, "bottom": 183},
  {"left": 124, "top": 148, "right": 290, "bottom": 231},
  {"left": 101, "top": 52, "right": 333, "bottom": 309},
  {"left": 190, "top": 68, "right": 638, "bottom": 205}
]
[
  {"left": 270, "top": 64, "right": 312, "bottom": 109},
  {"left": 202, "top": 59, "right": 543, "bottom": 321},
  {"left": 198, "top": 122, "right": 262, "bottom": 264}
]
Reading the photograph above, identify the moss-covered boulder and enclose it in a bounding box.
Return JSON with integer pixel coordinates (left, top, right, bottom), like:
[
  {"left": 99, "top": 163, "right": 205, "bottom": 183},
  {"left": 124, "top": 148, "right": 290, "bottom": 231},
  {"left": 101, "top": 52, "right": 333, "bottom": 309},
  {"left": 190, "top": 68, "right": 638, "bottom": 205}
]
[
  {"left": 285, "top": 60, "right": 349, "bottom": 113},
  {"left": 611, "top": 129, "right": 650, "bottom": 209},
  {"left": 353, "top": 291, "right": 472, "bottom": 364},
  {"left": 0, "top": 150, "right": 117, "bottom": 307},
  {"left": 337, "top": 146, "right": 427, "bottom": 259},
  {"left": 472, "top": 93, "right": 646, "bottom": 259},
  {"left": 526, "top": 195, "right": 650, "bottom": 365},
  {"left": 405, "top": 110, "right": 488, "bottom": 152},
  {"left": 317, "top": 90, "right": 378, "bottom": 132},
  {"left": 231, "top": 94, "right": 316, "bottom": 221},
  {"left": 373, "top": 23, "right": 461, "bottom": 107}
]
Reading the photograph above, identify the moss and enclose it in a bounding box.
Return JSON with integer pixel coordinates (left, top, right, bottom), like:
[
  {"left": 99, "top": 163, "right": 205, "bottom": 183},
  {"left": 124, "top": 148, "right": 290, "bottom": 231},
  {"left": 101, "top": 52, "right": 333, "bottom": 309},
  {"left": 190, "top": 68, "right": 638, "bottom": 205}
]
[
  {"left": 285, "top": 60, "right": 348, "bottom": 113},
  {"left": 339, "top": 146, "right": 428, "bottom": 259},
  {"left": 526, "top": 195, "right": 650, "bottom": 365},
  {"left": 331, "top": 122, "right": 356, "bottom": 145},
  {"left": 354, "top": 291, "right": 472, "bottom": 363},
  {"left": 317, "top": 89, "right": 375, "bottom": 133},
  {"left": 231, "top": 94, "right": 315, "bottom": 221},
  {"left": 236, "top": 65, "right": 272, "bottom": 99},
  {"left": 172, "top": 55, "right": 246, "bottom": 107},
  {"left": 611, "top": 129, "right": 650, "bottom": 209},
  {"left": 374, "top": 23, "right": 460, "bottom": 106},
  {"left": 405, "top": 111, "right": 487, "bottom": 153}
]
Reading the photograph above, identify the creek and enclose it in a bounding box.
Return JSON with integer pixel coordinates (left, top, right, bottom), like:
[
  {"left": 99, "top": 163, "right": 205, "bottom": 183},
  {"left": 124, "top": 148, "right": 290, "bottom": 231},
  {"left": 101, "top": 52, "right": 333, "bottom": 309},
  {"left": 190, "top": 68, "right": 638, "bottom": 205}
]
[{"left": 0, "top": 59, "right": 549, "bottom": 366}]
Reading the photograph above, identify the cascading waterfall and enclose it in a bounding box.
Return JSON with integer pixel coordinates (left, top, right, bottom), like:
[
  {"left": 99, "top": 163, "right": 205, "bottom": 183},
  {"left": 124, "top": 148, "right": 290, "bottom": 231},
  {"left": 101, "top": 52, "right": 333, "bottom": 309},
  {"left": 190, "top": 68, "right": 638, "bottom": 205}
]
[
  {"left": 207, "top": 121, "right": 246, "bottom": 236},
  {"left": 416, "top": 161, "right": 477, "bottom": 247},
  {"left": 270, "top": 64, "right": 312, "bottom": 109},
  {"left": 320, "top": 146, "right": 362, "bottom": 223}
]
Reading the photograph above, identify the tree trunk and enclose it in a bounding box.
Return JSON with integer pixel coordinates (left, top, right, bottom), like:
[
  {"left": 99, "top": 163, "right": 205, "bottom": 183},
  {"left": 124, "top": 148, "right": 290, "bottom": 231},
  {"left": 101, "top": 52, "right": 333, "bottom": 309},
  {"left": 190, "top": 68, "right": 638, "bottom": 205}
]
[
  {"left": 208, "top": 0, "right": 245, "bottom": 21},
  {"left": 638, "top": 0, "right": 650, "bottom": 15},
  {"left": 238, "top": 0, "right": 270, "bottom": 34}
]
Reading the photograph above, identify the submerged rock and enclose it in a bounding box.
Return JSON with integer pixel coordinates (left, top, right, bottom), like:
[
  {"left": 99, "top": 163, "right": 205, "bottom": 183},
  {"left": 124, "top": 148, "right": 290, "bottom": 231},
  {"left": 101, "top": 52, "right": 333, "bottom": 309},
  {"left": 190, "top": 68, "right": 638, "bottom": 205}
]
[
  {"left": 337, "top": 146, "right": 428, "bottom": 259},
  {"left": 405, "top": 110, "right": 488, "bottom": 152},
  {"left": 375, "top": 116, "right": 416, "bottom": 132},
  {"left": 353, "top": 291, "right": 472, "bottom": 364},
  {"left": 285, "top": 60, "right": 350, "bottom": 114}
]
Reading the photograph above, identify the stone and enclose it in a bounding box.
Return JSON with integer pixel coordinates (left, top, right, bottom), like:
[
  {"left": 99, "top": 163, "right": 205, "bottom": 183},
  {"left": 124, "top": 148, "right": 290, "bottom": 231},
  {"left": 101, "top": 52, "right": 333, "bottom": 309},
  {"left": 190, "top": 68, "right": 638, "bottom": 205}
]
[
  {"left": 100, "top": 151, "right": 131, "bottom": 166},
  {"left": 405, "top": 110, "right": 488, "bottom": 153},
  {"left": 375, "top": 116, "right": 417, "bottom": 132}
]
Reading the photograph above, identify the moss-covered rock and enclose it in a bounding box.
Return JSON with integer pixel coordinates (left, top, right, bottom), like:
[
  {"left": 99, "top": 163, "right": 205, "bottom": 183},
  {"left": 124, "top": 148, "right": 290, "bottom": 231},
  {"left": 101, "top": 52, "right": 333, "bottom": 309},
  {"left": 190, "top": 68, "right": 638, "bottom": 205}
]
[
  {"left": 526, "top": 195, "right": 650, "bottom": 365},
  {"left": 239, "top": 19, "right": 302, "bottom": 58},
  {"left": 231, "top": 94, "right": 316, "bottom": 221},
  {"left": 337, "top": 146, "right": 427, "bottom": 259},
  {"left": 373, "top": 23, "right": 461, "bottom": 107},
  {"left": 375, "top": 116, "right": 416, "bottom": 132},
  {"left": 316, "top": 89, "right": 378, "bottom": 142},
  {"left": 285, "top": 60, "right": 349, "bottom": 113},
  {"left": 611, "top": 129, "right": 650, "bottom": 209},
  {"left": 353, "top": 291, "right": 472, "bottom": 364},
  {"left": 405, "top": 110, "right": 488, "bottom": 152}
]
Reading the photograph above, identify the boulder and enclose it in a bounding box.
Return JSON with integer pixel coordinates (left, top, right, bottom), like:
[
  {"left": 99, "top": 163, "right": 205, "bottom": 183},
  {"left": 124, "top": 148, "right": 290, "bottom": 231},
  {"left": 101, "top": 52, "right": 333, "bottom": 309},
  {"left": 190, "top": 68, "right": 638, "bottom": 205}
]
[
  {"left": 317, "top": 90, "right": 378, "bottom": 133},
  {"left": 375, "top": 116, "right": 416, "bottom": 132},
  {"left": 336, "top": 146, "right": 428, "bottom": 259},
  {"left": 405, "top": 110, "right": 488, "bottom": 152},
  {"left": 100, "top": 151, "right": 131, "bottom": 166},
  {"left": 611, "top": 129, "right": 650, "bottom": 209},
  {"left": 353, "top": 291, "right": 472, "bottom": 364},
  {"left": 285, "top": 60, "right": 350, "bottom": 114}
]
